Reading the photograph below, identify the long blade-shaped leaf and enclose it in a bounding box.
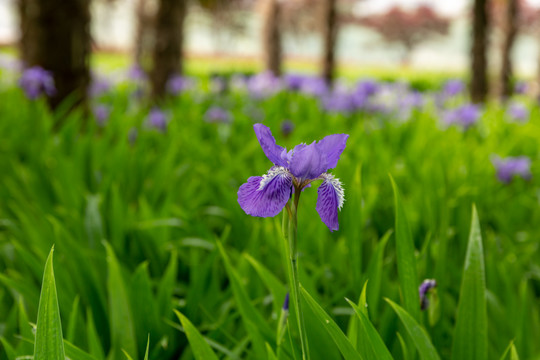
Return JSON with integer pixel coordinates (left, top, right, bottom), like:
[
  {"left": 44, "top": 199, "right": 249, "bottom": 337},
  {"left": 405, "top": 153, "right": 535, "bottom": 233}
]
[
  {"left": 175, "top": 311, "right": 219, "bottom": 360},
  {"left": 33, "top": 246, "right": 66, "bottom": 360},
  {"left": 104, "top": 242, "right": 138, "bottom": 360},
  {"left": 451, "top": 205, "right": 487, "bottom": 360},
  {"left": 300, "top": 287, "right": 363, "bottom": 360},
  {"left": 390, "top": 176, "right": 420, "bottom": 322},
  {"left": 345, "top": 298, "right": 393, "bottom": 360},
  {"left": 386, "top": 298, "right": 440, "bottom": 360}
]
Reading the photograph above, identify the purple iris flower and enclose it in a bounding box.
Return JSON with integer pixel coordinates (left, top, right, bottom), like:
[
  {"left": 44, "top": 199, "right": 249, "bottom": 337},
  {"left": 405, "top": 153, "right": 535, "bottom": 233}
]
[
  {"left": 355, "top": 79, "right": 379, "bottom": 98},
  {"left": 442, "top": 79, "right": 465, "bottom": 97},
  {"left": 321, "top": 91, "right": 356, "bottom": 114},
  {"left": 93, "top": 105, "right": 110, "bottom": 126},
  {"left": 506, "top": 102, "right": 529, "bottom": 122},
  {"left": 281, "top": 120, "right": 295, "bottom": 137},
  {"left": 238, "top": 124, "right": 348, "bottom": 231},
  {"left": 167, "top": 74, "right": 193, "bottom": 95},
  {"left": 204, "top": 106, "right": 232, "bottom": 124},
  {"left": 284, "top": 74, "right": 306, "bottom": 91},
  {"left": 443, "top": 104, "right": 482, "bottom": 130},
  {"left": 300, "top": 77, "right": 328, "bottom": 97},
  {"left": 146, "top": 108, "right": 168, "bottom": 132},
  {"left": 419, "top": 279, "right": 437, "bottom": 310},
  {"left": 19, "top": 66, "right": 56, "bottom": 100},
  {"left": 514, "top": 81, "right": 527, "bottom": 95},
  {"left": 492, "top": 156, "right": 532, "bottom": 183},
  {"left": 127, "top": 65, "right": 147, "bottom": 82}
]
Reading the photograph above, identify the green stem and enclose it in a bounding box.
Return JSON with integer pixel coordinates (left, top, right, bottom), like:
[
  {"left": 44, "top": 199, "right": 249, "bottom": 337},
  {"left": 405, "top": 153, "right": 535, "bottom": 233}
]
[{"left": 287, "top": 190, "right": 310, "bottom": 360}]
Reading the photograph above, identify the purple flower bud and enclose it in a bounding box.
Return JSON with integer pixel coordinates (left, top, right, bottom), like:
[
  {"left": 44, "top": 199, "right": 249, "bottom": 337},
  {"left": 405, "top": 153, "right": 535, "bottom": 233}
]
[
  {"left": 506, "top": 102, "right": 529, "bottom": 122},
  {"left": 204, "top": 106, "right": 232, "bottom": 124},
  {"left": 146, "top": 108, "right": 168, "bottom": 132},
  {"left": 492, "top": 156, "right": 532, "bottom": 184},
  {"left": 419, "top": 279, "right": 437, "bottom": 310},
  {"left": 128, "top": 127, "right": 138, "bottom": 145},
  {"left": 93, "top": 105, "right": 110, "bottom": 127},
  {"left": 282, "top": 293, "right": 289, "bottom": 311},
  {"left": 281, "top": 120, "right": 295, "bottom": 137},
  {"left": 19, "top": 66, "right": 56, "bottom": 100}
]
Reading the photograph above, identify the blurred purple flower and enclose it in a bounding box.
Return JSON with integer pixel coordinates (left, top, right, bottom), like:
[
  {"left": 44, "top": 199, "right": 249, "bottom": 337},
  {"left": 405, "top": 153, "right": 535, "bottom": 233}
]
[
  {"left": 204, "top": 106, "right": 232, "bottom": 124},
  {"left": 492, "top": 156, "right": 532, "bottom": 183},
  {"left": 281, "top": 120, "right": 295, "bottom": 137},
  {"left": 419, "top": 279, "right": 436, "bottom": 310},
  {"left": 300, "top": 76, "right": 328, "bottom": 97},
  {"left": 443, "top": 104, "right": 482, "bottom": 129},
  {"left": 284, "top": 73, "right": 306, "bottom": 91},
  {"left": 128, "top": 127, "right": 138, "bottom": 145},
  {"left": 237, "top": 124, "right": 348, "bottom": 231},
  {"left": 167, "top": 74, "right": 193, "bottom": 95},
  {"left": 93, "top": 105, "right": 110, "bottom": 126},
  {"left": 355, "top": 79, "right": 379, "bottom": 98},
  {"left": 321, "top": 90, "right": 356, "bottom": 114},
  {"left": 442, "top": 79, "right": 465, "bottom": 97},
  {"left": 19, "top": 66, "right": 56, "bottom": 100},
  {"left": 127, "top": 65, "right": 147, "bottom": 82},
  {"left": 506, "top": 102, "right": 528, "bottom": 122},
  {"left": 146, "top": 108, "right": 168, "bottom": 132},
  {"left": 89, "top": 74, "right": 111, "bottom": 98},
  {"left": 247, "top": 72, "right": 283, "bottom": 99},
  {"left": 514, "top": 81, "right": 527, "bottom": 95}
]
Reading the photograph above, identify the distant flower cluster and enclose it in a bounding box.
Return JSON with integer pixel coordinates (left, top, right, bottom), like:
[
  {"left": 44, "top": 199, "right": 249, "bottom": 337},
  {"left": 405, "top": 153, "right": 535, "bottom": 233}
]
[
  {"left": 19, "top": 66, "right": 56, "bottom": 100},
  {"left": 492, "top": 156, "right": 531, "bottom": 184}
]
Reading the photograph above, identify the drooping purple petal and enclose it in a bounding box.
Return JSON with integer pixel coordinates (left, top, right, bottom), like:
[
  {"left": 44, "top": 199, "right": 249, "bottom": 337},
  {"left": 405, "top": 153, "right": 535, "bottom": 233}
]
[
  {"left": 317, "top": 134, "right": 349, "bottom": 171},
  {"left": 238, "top": 167, "right": 292, "bottom": 217},
  {"left": 254, "top": 124, "right": 288, "bottom": 167},
  {"left": 289, "top": 142, "right": 328, "bottom": 180},
  {"left": 316, "top": 174, "right": 345, "bottom": 232}
]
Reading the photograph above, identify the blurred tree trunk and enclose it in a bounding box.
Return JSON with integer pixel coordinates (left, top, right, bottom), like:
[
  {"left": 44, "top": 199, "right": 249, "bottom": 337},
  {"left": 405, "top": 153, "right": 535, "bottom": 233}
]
[
  {"left": 150, "top": 0, "right": 186, "bottom": 98},
  {"left": 17, "top": 0, "right": 30, "bottom": 64},
  {"left": 321, "top": 0, "right": 337, "bottom": 85},
  {"left": 470, "top": 0, "right": 490, "bottom": 103},
  {"left": 23, "top": 0, "right": 91, "bottom": 110},
  {"left": 134, "top": 0, "right": 154, "bottom": 67},
  {"left": 262, "top": 0, "right": 282, "bottom": 76},
  {"left": 500, "top": 0, "right": 518, "bottom": 99}
]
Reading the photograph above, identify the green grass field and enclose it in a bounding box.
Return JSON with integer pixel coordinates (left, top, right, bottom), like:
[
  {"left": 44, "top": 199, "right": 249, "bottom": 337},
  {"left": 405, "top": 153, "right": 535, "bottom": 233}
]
[{"left": 0, "top": 63, "right": 539, "bottom": 360}]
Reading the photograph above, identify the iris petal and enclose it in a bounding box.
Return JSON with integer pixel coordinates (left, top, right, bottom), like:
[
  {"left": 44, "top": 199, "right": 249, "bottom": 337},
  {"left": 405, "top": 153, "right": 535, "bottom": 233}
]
[
  {"left": 289, "top": 142, "right": 328, "bottom": 180},
  {"left": 317, "top": 134, "right": 349, "bottom": 171},
  {"left": 238, "top": 167, "right": 292, "bottom": 217},
  {"left": 316, "top": 174, "right": 345, "bottom": 231},
  {"left": 254, "top": 124, "right": 288, "bottom": 167}
]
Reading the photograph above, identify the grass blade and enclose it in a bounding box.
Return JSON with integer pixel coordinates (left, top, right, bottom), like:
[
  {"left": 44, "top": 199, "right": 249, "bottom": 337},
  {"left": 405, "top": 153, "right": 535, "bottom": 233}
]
[
  {"left": 390, "top": 176, "right": 420, "bottom": 321},
  {"left": 33, "top": 246, "right": 66, "bottom": 360},
  {"left": 175, "top": 311, "right": 219, "bottom": 360},
  {"left": 345, "top": 297, "right": 393, "bottom": 360},
  {"left": 451, "top": 205, "right": 487, "bottom": 360},
  {"left": 385, "top": 298, "right": 440, "bottom": 360},
  {"left": 300, "top": 286, "right": 363, "bottom": 360}
]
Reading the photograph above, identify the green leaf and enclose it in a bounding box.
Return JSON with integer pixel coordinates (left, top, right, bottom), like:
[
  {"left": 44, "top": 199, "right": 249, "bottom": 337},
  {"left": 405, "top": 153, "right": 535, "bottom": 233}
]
[
  {"left": 385, "top": 298, "right": 440, "bottom": 360},
  {"left": 217, "top": 242, "right": 274, "bottom": 357},
  {"left": 66, "top": 295, "right": 80, "bottom": 342},
  {"left": 143, "top": 335, "right": 150, "bottom": 360},
  {"left": 345, "top": 297, "right": 393, "bottom": 360},
  {"left": 104, "top": 242, "right": 138, "bottom": 360},
  {"left": 64, "top": 340, "right": 98, "bottom": 360},
  {"left": 175, "top": 311, "right": 219, "bottom": 360},
  {"left": 451, "top": 205, "right": 487, "bottom": 360},
  {"left": 390, "top": 176, "right": 420, "bottom": 322},
  {"left": 265, "top": 343, "right": 277, "bottom": 360},
  {"left": 0, "top": 336, "right": 17, "bottom": 360},
  {"left": 33, "top": 246, "right": 66, "bottom": 360},
  {"left": 300, "top": 286, "right": 363, "bottom": 360},
  {"left": 500, "top": 341, "right": 519, "bottom": 360},
  {"left": 86, "top": 308, "right": 105, "bottom": 360}
]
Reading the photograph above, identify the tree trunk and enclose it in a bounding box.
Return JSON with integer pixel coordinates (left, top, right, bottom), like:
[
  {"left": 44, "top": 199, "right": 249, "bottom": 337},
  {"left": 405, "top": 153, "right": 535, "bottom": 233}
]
[
  {"left": 150, "top": 0, "right": 186, "bottom": 99},
  {"left": 500, "top": 0, "right": 518, "bottom": 99},
  {"left": 17, "top": 0, "right": 30, "bottom": 64},
  {"left": 134, "top": 0, "right": 154, "bottom": 67},
  {"left": 470, "top": 0, "right": 490, "bottom": 103},
  {"left": 262, "top": 0, "right": 282, "bottom": 76},
  {"left": 23, "top": 0, "right": 91, "bottom": 110},
  {"left": 321, "top": 0, "right": 337, "bottom": 85}
]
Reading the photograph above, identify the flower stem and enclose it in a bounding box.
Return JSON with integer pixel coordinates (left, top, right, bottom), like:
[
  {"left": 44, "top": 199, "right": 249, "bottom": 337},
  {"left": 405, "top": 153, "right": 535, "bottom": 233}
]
[{"left": 287, "top": 190, "right": 310, "bottom": 360}]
